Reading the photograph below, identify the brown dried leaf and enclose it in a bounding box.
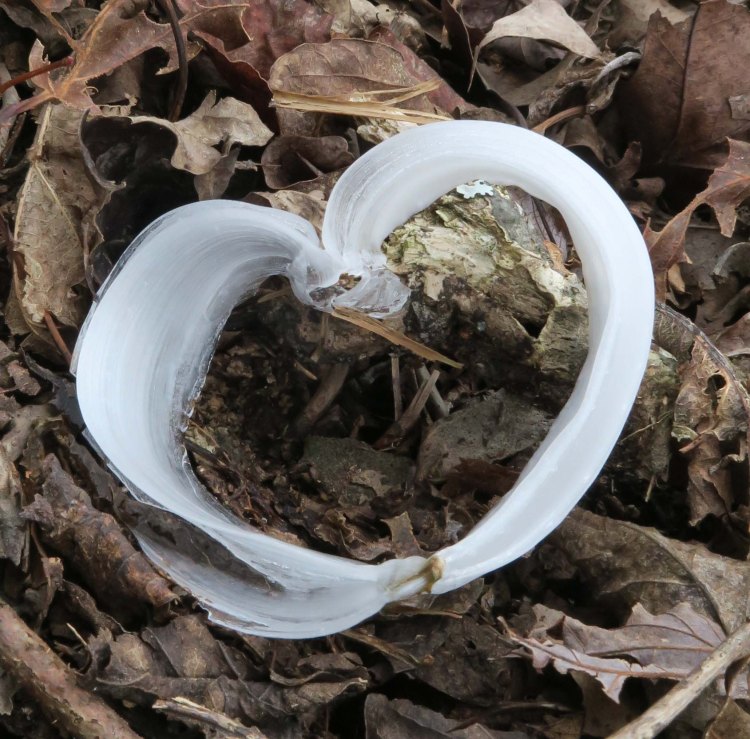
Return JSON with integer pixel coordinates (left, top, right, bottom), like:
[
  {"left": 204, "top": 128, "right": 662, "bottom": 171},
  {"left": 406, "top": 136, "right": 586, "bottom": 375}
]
[
  {"left": 197, "top": 0, "right": 333, "bottom": 80},
  {"left": 375, "top": 617, "right": 516, "bottom": 706},
  {"left": 29, "top": 0, "right": 72, "bottom": 13},
  {"left": 13, "top": 103, "right": 104, "bottom": 327},
  {"left": 477, "top": 0, "right": 601, "bottom": 60},
  {"left": 261, "top": 134, "right": 353, "bottom": 189},
  {"left": 609, "top": 0, "right": 691, "bottom": 46},
  {"left": 127, "top": 91, "right": 272, "bottom": 175},
  {"left": 0, "top": 0, "right": 255, "bottom": 119},
  {"left": 268, "top": 38, "right": 461, "bottom": 135},
  {"left": 368, "top": 27, "right": 470, "bottom": 115},
  {"left": 0, "top": 446, "right": 26, "bottom": 566},
  {"left": 364, "top": 694, "right": 527, "bottom": 738},
  {"left": 99, "top": 620, "right": 367, "bottom": 728},
  {"left": 511, "top": 602, "right": 735, "bottom": 704},
  {"left": 545, "top": 509, "right": 750, "bottom": 633},
  {"left": 619, "top": 0, "right": 750, "bottom": 169},
  {"left": 646, "top": 139, "right": 750, "bottom": 294},
  {"left": 509, "top": 633, "right": 672, "bottom": 703},
  {"left": 671, "top": 321, "right": 750, "bottom": 524},
  {"left": 705, "top": 700, "right": 750, "bottom": 738}
]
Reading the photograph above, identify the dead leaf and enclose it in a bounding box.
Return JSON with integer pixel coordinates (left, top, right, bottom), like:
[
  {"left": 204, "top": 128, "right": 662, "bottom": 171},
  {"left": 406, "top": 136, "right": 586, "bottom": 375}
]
[
  {"left": 416, "top": 390, "right": 550, "bottom": 483},
  {"left": 368, "top": 27, "right": 469, "bottom": 115},
  {"left": 511, "top": 602, "right": 738, "bottom": 704},
  {"left": 375, "top": 617, "right": 517, "bottom": 706},
  {"left": 99, "top": 621, "right": 367, "bottom": 729},
  {"left": 705, "top": 700, "right": 750, "bottom": 738},
  {"left": 364, "top": 693, "right": 527, "bottom": 738},
  {"left": 196, "top": 0, "right": 333, "bottom": 80},
  {"left": 0, "top": 0, "right": 259, "bottom": 120},
  {"left": 261, "top": 135, "right": 353, "bottom": 189},
  {"left": 544, "top": 508, "right": 750, "bottom": 633},
  {"left": 645, "top": 139, "right": 750, "bottom": 294},
  {"left": 477, "top": 0, "right": 602, "bottom": 60},
  {"left": 268, "top": 38, "right": 460, "bottom": 135},
  {"left": 13, "top": 103, "right": 104, "bottom": 327},
  {"left": 609, "top": 0, "right": 691, "bottom": 46},
  {"left": 127, "top": 91, "right": 272, "bottom": 176},
  {"left": 509, "top": 632, "right": 671, "bottom": 703},
  {"left": 0, "top": 445, "right": 26, "bottom": 567},
  {"left": 618, "top": 0, "right": 750, "bottom": 169},
  {"left": 671, "top": 322, "right": 750, "bottom": 524}
]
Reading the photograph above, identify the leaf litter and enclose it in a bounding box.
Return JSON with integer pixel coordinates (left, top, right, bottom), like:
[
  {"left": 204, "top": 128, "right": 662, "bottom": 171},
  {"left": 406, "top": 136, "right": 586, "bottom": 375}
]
[{"left": 0, "top": 0, "right": 750, "bottom": 736}]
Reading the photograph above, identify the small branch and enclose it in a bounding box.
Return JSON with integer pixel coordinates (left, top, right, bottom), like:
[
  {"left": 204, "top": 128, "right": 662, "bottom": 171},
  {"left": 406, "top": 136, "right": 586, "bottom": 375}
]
[
  {"left": 293, "top": 363, "right": 350, "bottom": 436},
  {"left": 0, "top": 56, "right": 73, "bottom": 96},
  {"left": 374, "top": 369, "right": 438, "bottom": 449},
  {"left": 0, "top": 598, "right": 142, "bottom": 739},
  {"left": 416, "top": 365, "right": 451, "bottom": 417},
  {"left": 391, "top": 355, "right": 402, "bottom": 420},
  {"left": 609, "top": 620, "right": 750, "bottom": 739}
]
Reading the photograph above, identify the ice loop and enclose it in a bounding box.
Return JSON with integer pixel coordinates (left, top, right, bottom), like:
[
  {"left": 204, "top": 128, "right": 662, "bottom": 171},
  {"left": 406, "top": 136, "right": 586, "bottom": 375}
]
[{"left": 72, "top": 120, "right": 655, "bottom": 639}]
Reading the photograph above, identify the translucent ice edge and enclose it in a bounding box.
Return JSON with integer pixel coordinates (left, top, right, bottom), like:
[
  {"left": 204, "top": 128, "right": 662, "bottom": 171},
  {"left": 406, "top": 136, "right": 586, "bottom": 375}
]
[{"left": 72, "top": 121, "right": 655, "bottom": 638}]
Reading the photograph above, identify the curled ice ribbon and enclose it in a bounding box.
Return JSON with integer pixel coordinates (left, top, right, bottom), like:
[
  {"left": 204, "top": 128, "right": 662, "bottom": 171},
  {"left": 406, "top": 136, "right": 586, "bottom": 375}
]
[{"left": 72, "top": 121, "right": 654, "bottom": 638}]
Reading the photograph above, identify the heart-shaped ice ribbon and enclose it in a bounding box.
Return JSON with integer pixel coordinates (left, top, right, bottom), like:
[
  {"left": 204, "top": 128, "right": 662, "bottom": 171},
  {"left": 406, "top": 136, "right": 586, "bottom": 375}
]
[{"left": 73, "top": 121, "right": 654, "bottom": 638}]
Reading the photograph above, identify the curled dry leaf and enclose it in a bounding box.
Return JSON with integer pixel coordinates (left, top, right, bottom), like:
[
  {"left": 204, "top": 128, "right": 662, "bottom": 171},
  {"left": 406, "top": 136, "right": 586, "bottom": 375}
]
[
  {"left": 261, "top": 134, "right": 353, "bottom": 189},
  {"left": 509, "top": 602, "right": 744, "bottom": 703},
  {"left": 671, "top": 317, "right": 750, "bottom": 524},
  {"left": 646, "top": 139, "right": 750, "bottom": 295},
  {"left": 13, "top": 103, "right": 104, "bottom": 328},
  {"left": 619, "top": 0, "right": 750, "bottom": 170},
  {"left": 127, "top": 91, "right": 272, "bottom": 176},
  {"left": 477, "top": 0, "right": 602, "bottom": 61},
  {"left": 22, "top": 455, "right": 176, "bottom": 611}
]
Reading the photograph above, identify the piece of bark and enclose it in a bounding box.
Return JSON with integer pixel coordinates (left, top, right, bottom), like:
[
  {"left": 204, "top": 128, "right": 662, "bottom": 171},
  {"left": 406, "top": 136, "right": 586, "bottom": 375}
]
[
  {"left": 22, "top": 455, "right": 176, "bottom": 611},
  {"left": 0, "top": 597, "right": 141, "bottom": 739}
]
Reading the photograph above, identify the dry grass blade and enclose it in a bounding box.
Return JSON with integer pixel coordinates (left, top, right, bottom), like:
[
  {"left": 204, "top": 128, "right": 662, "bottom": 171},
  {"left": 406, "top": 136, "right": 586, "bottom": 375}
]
[
  {"left": 332, "top": 307, "right": 463, "bottom": 368},
  {"left": 272, "top": 80, "right": 451, "bottom": 123}
]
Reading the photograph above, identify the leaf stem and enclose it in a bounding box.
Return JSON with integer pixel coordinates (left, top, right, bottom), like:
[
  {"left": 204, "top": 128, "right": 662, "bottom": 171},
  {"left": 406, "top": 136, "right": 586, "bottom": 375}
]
[{"left": 0, "top": 56, "right": 74, "bottom": 97}]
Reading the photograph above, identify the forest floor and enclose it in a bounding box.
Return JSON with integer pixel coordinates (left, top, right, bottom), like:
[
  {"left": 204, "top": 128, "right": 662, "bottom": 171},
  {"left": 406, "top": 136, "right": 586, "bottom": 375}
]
[{"left": 1, "top": 0, "right": 750, "bottom": 737}]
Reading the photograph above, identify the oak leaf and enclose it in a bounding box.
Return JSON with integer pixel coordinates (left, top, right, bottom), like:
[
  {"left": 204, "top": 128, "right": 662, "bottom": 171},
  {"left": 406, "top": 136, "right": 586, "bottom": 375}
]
[
  {"left": 509, "top": 602, "right": 744, "bottom": 702},
  {"left": 646, "top": 139, "right": 750, "bottom": 295},
  {"left": 0, "top": 0, "right": 254, "bottom": 120}
]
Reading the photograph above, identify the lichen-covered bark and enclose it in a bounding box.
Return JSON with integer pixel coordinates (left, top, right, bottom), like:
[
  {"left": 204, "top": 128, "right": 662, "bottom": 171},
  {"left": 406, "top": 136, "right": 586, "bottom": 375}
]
[{"left": 382, "top": 185, "right": 589, "bottom": 402}]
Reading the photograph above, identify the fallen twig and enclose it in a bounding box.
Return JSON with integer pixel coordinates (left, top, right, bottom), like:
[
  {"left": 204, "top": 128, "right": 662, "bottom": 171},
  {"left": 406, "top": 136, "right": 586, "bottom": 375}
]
[
  {"left": 293, "top": 363, "right": 350, "bottom": 436},
  {"left": 374, "top": 368, "right": 438, "bottom": 449},
  {"left": 0, "top": 597, "right": 141, "bottom": 739}
]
